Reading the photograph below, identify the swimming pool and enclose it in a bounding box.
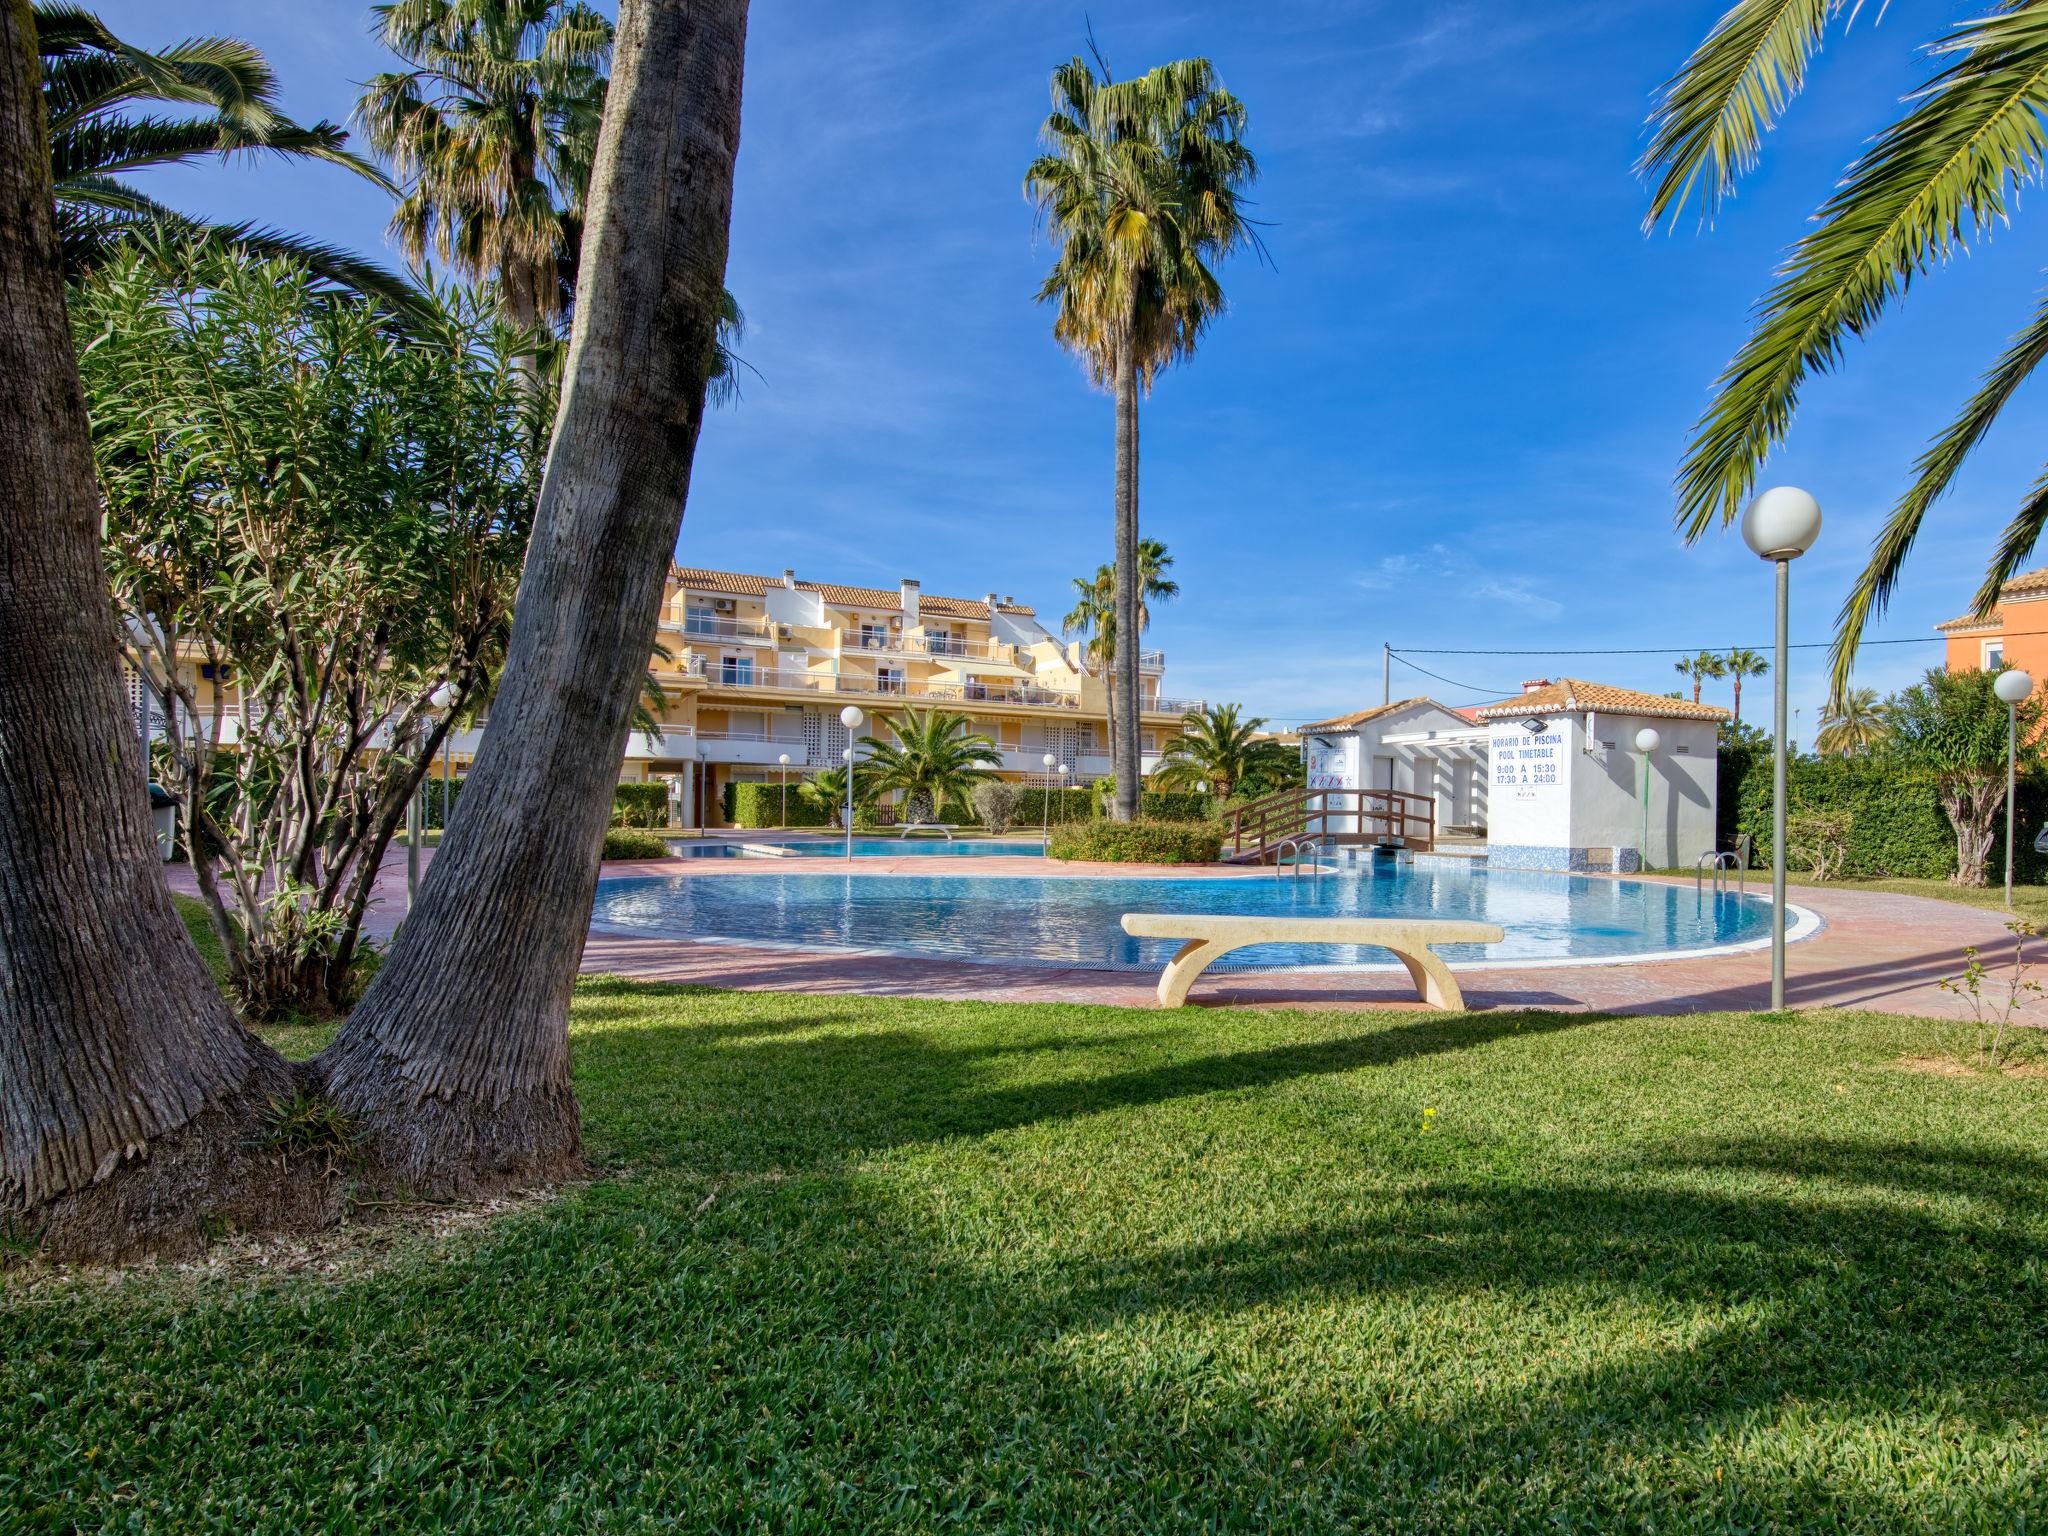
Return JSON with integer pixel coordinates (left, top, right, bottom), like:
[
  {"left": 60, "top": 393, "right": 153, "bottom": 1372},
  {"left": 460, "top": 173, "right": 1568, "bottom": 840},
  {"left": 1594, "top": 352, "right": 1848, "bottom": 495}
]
[
  {"left": 670, "top": 837, "right": 1045, "bottom": 859},
  {"left": 591, "top": 859, "right": 1791, "bottom": 970}
]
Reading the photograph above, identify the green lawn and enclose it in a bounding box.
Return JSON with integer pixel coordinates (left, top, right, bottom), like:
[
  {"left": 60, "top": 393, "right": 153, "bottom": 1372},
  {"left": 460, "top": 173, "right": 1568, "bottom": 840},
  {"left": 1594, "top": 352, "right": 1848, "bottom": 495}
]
[{"left": 5, "top": 976, "right": 2044, "bottom": 1532}]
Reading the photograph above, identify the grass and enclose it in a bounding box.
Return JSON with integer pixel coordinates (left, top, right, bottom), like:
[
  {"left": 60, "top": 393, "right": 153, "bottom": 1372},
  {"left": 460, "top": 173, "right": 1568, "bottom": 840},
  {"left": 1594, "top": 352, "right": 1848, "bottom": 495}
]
[{"left": 5, "top": 977, "right": 2045, "bottom": 1532}]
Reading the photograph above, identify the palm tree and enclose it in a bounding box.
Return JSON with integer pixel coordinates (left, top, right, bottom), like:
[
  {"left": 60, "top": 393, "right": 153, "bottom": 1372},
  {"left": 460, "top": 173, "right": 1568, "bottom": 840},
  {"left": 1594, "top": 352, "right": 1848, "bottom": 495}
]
[
  {"left": 858, "top": 708, "right": 1001, "bottom": 825},
  {"left": 1151, "top": 703, "right": 1293, "bottom": 802},
  {"left": 797, "top": 763, "right": 872, "bottom": 830},
  {"left": 35, "top": 3, "right": 414, "bottom": 310},
  {"left": 1674, "top": 649, "right": 1727, "bottom": 705},
  {"left": 1815, "top": 687, "right": 1893, "bottom": 758},
  {"left": 1063, "top": 536, "right": 1177, "bottom": 776},
  {"left": 1644, "top": 3, "right": 2048, "bottom": 701},
  {"left": 1027, "top": 53, "right": 1258, "bottom": 821},
  {"left": 1724, "top": 647, "right": 1769, "bottom": 726},
  {"left": 357, "top": 0, "right": 610, "bottom": 342}
]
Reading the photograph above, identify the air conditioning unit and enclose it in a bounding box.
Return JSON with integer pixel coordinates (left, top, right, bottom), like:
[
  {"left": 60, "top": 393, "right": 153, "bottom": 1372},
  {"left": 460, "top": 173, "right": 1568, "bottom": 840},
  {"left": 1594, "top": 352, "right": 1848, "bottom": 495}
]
[
  {"left": 777, "top": 624, "right": 792, "bottom": 640},
  {"left": 712, "top": 597, "right": 736, "bottom": 614}
]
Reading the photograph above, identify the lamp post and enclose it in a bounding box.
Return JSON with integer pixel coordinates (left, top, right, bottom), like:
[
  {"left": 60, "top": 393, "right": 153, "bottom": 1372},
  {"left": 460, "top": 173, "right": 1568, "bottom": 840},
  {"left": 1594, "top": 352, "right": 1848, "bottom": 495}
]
[
  {"left": 1633, "top": 727, "right": 1660, "bottom": 871},
  {"left": 1041, "top": 752, "right": 1056, "bottom": 842},
  {"left": 777, "top": 752, "right": 791, "bottom": 830},
  {"left": 840, "top": 704, "right": 865, "bottom": 858},
  {"left": 1995, "top": 668, "right": 2034, "bottom": 910},
  {"left": 1741, "top": 486, "right": 1823, "bottom": 1010}
]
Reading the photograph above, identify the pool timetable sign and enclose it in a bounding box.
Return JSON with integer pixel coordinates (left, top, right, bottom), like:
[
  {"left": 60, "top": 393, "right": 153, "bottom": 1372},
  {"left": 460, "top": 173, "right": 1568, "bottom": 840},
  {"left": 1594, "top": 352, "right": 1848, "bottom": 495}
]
[{"left": 1489, "top": 715, "right": 1570, "bottom": 847}]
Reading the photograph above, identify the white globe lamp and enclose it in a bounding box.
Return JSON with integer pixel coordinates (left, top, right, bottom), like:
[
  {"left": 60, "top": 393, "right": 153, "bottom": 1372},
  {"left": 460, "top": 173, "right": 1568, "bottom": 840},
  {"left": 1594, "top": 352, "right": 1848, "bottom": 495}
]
[
  {"left": 1741, "top": 486, "right": 1822, "bottom": 1009},
  {"left": 1997, "top": 669, "right": 2035, "bottom": 908}
]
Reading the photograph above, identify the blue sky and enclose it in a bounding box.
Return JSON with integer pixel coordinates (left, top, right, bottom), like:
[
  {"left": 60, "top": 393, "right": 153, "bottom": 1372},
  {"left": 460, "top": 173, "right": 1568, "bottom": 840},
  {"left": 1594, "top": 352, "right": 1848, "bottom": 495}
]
[{"left": 91, "top": 0, "right": 2048, "bottom": 739}]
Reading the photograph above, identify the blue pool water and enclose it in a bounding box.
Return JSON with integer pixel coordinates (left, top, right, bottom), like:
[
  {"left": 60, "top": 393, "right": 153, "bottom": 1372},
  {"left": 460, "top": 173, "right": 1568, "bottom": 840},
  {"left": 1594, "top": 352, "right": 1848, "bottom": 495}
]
[
  {"left": 591, "top": 860, "right": 1775, "bottom": 970},
  {"left": 670, "top": 838, "right": 1045, "bottom": 859}
]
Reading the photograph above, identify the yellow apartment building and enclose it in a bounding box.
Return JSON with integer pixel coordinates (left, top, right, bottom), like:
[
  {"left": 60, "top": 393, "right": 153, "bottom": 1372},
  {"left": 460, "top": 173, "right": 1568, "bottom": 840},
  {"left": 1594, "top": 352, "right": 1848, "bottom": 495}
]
[
  {"left": 446, "top": 565, "right": 1202, "bottom": 826},
  {"left": 124, "top": 565, "right": 1203, "bottom": 828}
]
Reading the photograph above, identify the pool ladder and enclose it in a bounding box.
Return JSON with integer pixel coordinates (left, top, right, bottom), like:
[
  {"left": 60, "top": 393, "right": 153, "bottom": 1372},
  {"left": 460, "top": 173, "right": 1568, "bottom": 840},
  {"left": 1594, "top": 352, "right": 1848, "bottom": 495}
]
[
  {"left": 1695, "top": 837, "right": 1749, "bottom": 897},
  {"left": 1273, "top": 834, "right": 1329, "bottom": 881}
]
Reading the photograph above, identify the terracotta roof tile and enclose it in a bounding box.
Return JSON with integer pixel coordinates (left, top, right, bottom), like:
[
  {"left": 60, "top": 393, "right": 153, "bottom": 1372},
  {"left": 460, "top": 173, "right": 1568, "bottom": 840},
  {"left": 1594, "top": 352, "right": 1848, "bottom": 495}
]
[
  {"left": 1472, "top": 678, "right": 1728, "bottom": 723},
  {"left": 1299, "top": 698, "right": 1441, "bottom": 734},
  {"left": 1934, "top": 565, "right": 2048, "bottom": 631},
  {"left": 670, "top": 566, "right": 1035, "bottom": 618}
]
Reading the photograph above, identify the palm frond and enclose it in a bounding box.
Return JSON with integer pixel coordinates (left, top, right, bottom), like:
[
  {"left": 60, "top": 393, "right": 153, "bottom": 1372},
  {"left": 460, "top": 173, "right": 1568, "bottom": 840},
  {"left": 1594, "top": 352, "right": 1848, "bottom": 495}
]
[
  {"left": 1677, "top": 6, "right": 2048, "bottom": 540},
  {"left": 1640, "top": 0, "right": 1847, "bottom": 231},
  {"left": 1828, "top": 277, "right": 2048, "bottom": 700}
]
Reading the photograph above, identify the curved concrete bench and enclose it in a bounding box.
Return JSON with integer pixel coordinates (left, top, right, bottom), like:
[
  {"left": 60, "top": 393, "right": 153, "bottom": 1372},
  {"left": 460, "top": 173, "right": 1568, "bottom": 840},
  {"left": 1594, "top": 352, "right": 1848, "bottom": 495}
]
[{"left": 1120, "top": 913, "right": 1505, "bottom": 1010}]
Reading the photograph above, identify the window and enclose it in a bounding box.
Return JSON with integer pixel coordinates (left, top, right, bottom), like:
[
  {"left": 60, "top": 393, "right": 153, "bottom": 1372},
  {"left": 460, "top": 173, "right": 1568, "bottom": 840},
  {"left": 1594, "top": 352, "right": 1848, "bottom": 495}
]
[
  {"left": 685, "top": 606, "right": 720, "bottom": 637},
  {"left": 876, "top": 667, "right": 904, "bottom": 694},
  {"left": 858, "top": 624, "right": 888, "bottom": 650},
  {"left": 1985, "top": 639, "right": 2007, "bottom": 670},
  {"left": 720, "top": 655, "right": 753, "bottom": 686}
]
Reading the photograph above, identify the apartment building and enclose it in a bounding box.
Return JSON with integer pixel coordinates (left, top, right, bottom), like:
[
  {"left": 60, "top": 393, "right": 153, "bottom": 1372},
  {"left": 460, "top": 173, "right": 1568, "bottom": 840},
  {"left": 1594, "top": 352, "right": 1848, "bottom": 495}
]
[
  {"left": 440, "top": 565, "right": 1201, "bottom": 826},
  {"left": 1938, "top": 566, "right": 2048, "bottom": 681}
]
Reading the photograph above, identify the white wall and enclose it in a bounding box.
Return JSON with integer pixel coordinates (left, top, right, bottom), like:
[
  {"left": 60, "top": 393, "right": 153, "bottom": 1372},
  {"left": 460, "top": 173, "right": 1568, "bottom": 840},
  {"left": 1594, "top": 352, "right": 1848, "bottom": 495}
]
[{"left": 1490, "top": 709, "right": 1719, "bottom": 870}]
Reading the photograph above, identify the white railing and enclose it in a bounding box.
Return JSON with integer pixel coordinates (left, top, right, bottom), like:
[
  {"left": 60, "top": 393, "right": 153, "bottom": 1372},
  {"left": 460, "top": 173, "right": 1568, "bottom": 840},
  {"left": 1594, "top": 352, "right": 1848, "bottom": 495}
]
[
  {"left": 1138, "top": 650, "right": 1166, "bottom": 671},
  {"left": 1147, "top": 696, "right": 1205, "bottom": 716},
  {"left": 696, "top": 667, "right": 1083, "bottom": 709},
  {"left": 846, "top": 631, "right": 1009, "bottom": 662},
  {"left": 671, "top": 613, "right": 775, "bottom": 643}
]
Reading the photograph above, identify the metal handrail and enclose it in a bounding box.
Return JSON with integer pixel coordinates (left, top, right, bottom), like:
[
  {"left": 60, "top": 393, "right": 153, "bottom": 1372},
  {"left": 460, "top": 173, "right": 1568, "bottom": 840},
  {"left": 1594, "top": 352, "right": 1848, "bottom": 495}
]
[{"left": 1695, "top": 849, "right": 1743, "bottom": 897}]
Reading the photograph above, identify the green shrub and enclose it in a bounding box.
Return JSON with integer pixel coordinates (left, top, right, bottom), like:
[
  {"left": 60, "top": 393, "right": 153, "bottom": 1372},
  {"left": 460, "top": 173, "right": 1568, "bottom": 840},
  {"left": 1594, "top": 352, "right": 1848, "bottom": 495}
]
[
  {"left": 601, "top": 827, "right": 671, "bottom": 860},
  {"left": 726, "top": 780, "right": 830, "bottom": 829},
  {"left": 1140, "top": 790, "right": 1212, "bottom": 821},
  {"left": 611, "top": 783, "right": 671, "bottom": 828},
  {"left": 424, "top": 775, "right": 465, "bottom": 830},
  {"left": 970, "top": 781, "right": 1027, "bottom": 833},
  {"left": 1719, "top": 747, "right": 2048, "bottom": 882},
  {"left": 1047, "top": 818, "right": 1223, "bottom": 864}
]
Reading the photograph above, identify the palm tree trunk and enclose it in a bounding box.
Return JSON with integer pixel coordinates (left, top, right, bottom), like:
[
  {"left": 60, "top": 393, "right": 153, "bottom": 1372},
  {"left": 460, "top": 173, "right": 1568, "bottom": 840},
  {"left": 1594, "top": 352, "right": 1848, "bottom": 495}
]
[
  {"left": 316, "top": 0, "right": 750, "bottom": 1197},
  {"left": 1112, "top": 329, "right": 1140, "bottom": 823},
  {"left": 1733, "top": 675, "right": 1742, "bottom": 727},
  {"left": 0, "top": 4, "right": 333, "bottom": 1261}
]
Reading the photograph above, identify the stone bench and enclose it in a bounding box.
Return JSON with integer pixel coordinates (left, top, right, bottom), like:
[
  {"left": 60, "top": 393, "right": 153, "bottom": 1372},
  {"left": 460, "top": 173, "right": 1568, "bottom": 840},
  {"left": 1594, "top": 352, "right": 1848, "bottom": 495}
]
[{"left": 1119, "top": 913, "right": 1505, "bottom": 1010}]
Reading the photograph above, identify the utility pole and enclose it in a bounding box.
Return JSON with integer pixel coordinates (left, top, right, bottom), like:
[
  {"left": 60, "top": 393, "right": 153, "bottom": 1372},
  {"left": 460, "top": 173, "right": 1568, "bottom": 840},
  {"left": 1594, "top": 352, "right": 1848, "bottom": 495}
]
[{"left": 1382, "top": 644, "right": 1390, "bottom": 707}]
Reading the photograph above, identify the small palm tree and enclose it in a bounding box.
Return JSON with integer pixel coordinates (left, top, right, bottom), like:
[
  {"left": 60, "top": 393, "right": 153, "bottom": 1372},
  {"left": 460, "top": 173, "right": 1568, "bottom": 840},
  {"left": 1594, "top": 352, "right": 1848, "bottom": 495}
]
[
  {"left": 1027, "top": 53, "right": 1258, "bottom": 821},
  {"left": 1674, "top": 650, "right": 1727, "bottom": 706},
  {"left": 1644, "top": 2, "right": 2048, "bottom": 699},
  {"left": 859, "top": 708, "right": 1001, "bottom": 825},
  {"left": 1724, "top": 647, "right": 1769, "bottom": 727},
  {"left": 36, "top": 3, "right": 414, "bottom": 310},
  {"left": 797, "top": 764, "right": 872, "bottom": 830},
  {"left": 1151, "top": 703, "right": 1292, "bottom": 802},
  {"left": 1815, "top": 687, "right": 1893, "bottom": 758},
  {"left": 1063, "top": 537, "right": 1177, "bottom": 770}
]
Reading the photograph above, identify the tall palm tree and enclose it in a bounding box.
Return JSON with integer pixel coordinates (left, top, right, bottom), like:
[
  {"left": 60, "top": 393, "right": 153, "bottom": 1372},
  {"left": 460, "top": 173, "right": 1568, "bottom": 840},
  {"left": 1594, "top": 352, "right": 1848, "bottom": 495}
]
[
  {"left": 1644, "top": 2, "right": 2048, "bottom": 701},
  {"left": 1724, "top": 646, "right": 1769, "bottom": 726},
  {"left": 35, "top": 3, "right": 414, "bottom": 310},
  {"left": 1674, "top": 649, "right": 1726, "bottom": 705},
  {"left": 1063, "top": 536, "right": 1177, "bottom": 775},
  {"left": 358, "top": 0, "right": 611, "bottom": 341},
  {"left": 1151, "top": 703, "right": 1292, "bottom": 802},
  {"left": 858, "top": 708, "right": 1000, "bottom": 825},
  {"left": 1027, "top": 53, "right": 1258, "bottom": 822},
  {"left": 1815, "top": 687, "right": 1893, "bottom": 758}
]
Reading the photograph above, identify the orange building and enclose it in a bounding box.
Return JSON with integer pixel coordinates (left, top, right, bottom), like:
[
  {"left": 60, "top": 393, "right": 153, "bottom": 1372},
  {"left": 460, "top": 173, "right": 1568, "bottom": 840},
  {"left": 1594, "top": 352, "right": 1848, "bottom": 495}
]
[{"left": 1937, "top": 567, "right": 2048, "bottom": 677}]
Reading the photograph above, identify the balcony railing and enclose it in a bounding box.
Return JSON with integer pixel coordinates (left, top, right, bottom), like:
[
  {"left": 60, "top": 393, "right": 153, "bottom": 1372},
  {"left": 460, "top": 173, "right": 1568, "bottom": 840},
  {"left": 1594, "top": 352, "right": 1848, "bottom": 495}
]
[
  {"left": 1147, "top": 696, "right": 1205, "bottom": 716},
  {"left": 1137, "top": 649, "right": 1165, "bottom": 671},
  {"left": 845, "top": 631, "right": 1008, "bottom": 662},
  {"left": 696, "top": 665, "right": 1081, "bottom": 709},
  {"left": 672, "top": 613, "right": 775, "bottom": 642}
]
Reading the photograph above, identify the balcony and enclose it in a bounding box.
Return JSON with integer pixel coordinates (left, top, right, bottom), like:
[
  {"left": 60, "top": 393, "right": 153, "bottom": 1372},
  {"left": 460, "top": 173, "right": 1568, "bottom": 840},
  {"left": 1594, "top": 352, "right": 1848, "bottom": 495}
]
[
  {"left": 694, "top": 665, "right": 1082, "bottom": 710},
  {"left": 845, "top": 631, "right": 1009, "bottom": 663},
  {"left": 670, "top": 612, "right": 776, "bottom": 643},
  {"left": 1138, "top": 650, "right": 1165, "bottom": 672},
  {"left": 1146, "top": 695, "right": 1204, "bottom": 717}
]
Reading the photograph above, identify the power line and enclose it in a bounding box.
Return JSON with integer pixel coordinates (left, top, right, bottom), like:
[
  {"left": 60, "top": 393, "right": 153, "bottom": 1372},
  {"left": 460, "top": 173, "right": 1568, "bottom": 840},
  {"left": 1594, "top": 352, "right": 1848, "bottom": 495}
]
[
  {"left": 1389, "top": 636, "right": 1948, "bottom": 657},
  {"left": 1386, "top": 652, "right": 1520, "bottom": 697}
]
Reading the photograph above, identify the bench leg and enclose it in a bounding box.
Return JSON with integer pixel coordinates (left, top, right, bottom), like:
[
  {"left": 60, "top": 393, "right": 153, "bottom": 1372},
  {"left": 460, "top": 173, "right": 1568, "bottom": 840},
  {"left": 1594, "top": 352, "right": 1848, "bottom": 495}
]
[
  {"left": 1395, "top": 948, "right": 1465, "bottom": 1011},
  {"left": 1156, "top": 938, "right": 1232, "bottom": 1007}
]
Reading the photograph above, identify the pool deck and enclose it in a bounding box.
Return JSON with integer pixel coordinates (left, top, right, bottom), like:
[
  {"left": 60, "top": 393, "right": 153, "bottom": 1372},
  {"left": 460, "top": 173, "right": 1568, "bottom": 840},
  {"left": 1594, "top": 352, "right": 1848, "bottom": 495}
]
[{"left": 166, "top": 843, "right": 2026, "bottom": 1019}]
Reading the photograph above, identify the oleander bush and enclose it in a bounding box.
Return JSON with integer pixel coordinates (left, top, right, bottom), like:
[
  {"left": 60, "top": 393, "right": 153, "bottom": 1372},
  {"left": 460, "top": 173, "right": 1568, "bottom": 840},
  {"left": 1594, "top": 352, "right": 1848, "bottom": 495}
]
[
  {"left": 1048, "top": 818, "right": 1223, "bottom": 864},
  {"left": 600, "top": 827, "right": 671, "bottom": 860}
]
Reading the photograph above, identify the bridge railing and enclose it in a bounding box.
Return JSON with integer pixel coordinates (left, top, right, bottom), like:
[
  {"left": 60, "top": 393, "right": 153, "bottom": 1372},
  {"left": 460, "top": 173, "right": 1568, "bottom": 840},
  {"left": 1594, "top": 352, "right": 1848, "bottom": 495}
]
[{"left": 1225, "top": 786, "right": 1436, "bottom": 862}]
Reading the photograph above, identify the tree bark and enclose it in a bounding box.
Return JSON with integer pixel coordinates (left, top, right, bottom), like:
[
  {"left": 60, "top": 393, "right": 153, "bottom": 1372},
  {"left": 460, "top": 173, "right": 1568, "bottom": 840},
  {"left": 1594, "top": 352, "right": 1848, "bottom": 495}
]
[
  {"left": 0, "top": 2, "right": 334, "bottom": 1261},
  {"left": 1111, "top": 329, "right": 1141, "bottom": 823},
  {"left": 1947, "top": 782, "right": 1999, "bottom": 888},
  {"left": 316, "top": 0, "right": 750, "bottom": 1196}
]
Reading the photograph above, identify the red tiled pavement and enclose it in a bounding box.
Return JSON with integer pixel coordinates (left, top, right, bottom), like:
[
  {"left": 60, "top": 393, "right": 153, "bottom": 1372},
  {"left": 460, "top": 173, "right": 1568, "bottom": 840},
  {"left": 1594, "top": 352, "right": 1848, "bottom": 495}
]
[{"left": 165, "top": 842, "right": 2023, "bottom": 1018}]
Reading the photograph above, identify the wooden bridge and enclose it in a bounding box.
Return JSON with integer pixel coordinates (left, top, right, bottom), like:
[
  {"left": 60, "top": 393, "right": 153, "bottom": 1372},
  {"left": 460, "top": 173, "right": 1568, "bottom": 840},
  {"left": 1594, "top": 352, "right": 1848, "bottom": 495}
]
[{"left": 1223, "top": 786, "right": 1436, "bottom": 865}]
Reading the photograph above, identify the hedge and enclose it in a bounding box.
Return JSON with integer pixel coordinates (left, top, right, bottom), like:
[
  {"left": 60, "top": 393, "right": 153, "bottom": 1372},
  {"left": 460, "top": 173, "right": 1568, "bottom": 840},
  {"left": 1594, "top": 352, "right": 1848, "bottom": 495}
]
[
  {"left": 1719, "top": 744, "right": 2048, "bottom": 882},
  {"left": 611, "top": 782, "right": 671, "bottom": 828},
  {"left": 601, "top": 827, "right": 671, "bottom": 860},
  {"left": 1141, "top": 791, "right": 1212, "bottom": 821},
  {"left": 1048, "top": 818, "right": 1223, "bottom": 865},
  {"left": 724, "top": 780, "right": 832, "bottom": 829}
]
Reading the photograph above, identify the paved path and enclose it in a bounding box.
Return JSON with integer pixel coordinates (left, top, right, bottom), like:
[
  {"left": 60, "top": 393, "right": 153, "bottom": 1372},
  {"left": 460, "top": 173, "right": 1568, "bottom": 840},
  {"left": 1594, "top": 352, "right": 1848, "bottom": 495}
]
[{"left": 166, "top": 844, "right": 2023, "bottom": 1018}]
